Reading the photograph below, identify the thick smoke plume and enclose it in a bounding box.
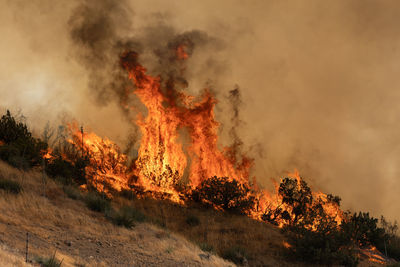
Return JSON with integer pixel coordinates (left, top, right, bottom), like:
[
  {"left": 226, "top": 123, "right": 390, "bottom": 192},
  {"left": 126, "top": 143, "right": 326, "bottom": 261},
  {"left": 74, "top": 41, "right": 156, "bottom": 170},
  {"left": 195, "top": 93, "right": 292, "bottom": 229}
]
[{"left": 1, "top": 0, "right": 400, "bottom": 223}]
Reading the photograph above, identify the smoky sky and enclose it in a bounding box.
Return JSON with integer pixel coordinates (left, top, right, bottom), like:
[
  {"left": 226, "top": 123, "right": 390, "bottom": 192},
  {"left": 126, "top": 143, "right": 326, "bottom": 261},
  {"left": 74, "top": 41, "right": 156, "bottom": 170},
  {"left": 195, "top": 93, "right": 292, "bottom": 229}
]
[{"left": 1, "top": 0, "right": 400, "bottom": 222}]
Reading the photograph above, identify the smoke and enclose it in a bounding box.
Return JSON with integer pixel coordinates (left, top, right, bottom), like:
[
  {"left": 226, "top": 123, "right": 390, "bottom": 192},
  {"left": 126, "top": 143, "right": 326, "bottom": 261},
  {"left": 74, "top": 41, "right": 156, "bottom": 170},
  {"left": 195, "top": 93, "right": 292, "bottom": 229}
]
[{"left": 1, "top": 0, "right": 400, "bottom": 222}]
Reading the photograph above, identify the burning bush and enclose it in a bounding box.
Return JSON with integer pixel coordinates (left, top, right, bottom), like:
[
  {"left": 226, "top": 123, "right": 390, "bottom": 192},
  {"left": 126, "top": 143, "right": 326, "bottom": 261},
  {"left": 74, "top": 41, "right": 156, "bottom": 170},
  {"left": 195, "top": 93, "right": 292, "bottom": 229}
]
[
  {"left": 262, "top": 175, "right": 342, "bottom": 228},
  {"left": 191, "top": 176, "right": 255, "bottom": 214},
  {"left": 0, "top": 110, "right": 47, "bottom": 169},
  {"left": 341, "top": 212, "right": 400, "bottom": 261}
]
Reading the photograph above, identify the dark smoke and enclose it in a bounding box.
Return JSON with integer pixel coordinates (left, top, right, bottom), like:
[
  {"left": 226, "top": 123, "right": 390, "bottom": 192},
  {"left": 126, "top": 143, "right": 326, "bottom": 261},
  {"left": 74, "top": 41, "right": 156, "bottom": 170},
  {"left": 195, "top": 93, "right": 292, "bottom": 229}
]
[
  {"left": 68, "top": 0, "right": 223, "bottom": 114},
  {"left": 68, "top": 0, "right": 138, "bottom": 107},
  {"left": 227, "top": 86, "right": 244, "bottom": 164}
]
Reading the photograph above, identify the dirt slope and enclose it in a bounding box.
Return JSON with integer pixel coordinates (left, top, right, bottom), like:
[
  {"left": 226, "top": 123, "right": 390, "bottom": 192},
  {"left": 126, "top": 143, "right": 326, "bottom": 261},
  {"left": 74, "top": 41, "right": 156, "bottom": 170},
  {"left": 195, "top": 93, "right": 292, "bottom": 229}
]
[{"left": 0, "top": 161, "right": 233, "bottom": 267}]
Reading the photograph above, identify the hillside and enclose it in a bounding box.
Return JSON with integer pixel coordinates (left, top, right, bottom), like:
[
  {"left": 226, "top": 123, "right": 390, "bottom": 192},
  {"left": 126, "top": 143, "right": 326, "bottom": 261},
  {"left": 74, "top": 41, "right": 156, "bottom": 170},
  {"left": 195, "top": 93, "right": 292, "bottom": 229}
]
[
  {"left": 0, "top": 161, "right": 396, "bottom": 267},
  {"left": 0, "top": 161, "right": 235, "bottom": 266}
]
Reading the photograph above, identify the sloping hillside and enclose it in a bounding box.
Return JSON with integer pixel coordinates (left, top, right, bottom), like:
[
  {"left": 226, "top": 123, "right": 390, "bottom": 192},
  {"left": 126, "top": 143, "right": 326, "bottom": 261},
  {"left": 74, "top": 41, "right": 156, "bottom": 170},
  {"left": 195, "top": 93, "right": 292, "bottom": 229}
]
[
  {"left": 0, "top": 161, "right": 234, "bottom": 266},
  {"left": 0, "top": 160, "right": 394, "bottom": 267}
]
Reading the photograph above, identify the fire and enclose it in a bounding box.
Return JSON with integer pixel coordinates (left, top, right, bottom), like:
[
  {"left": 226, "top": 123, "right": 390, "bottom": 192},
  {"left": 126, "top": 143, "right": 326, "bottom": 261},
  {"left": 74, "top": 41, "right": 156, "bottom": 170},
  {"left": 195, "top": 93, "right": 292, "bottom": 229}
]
[
  {"left": 120, "top": 51, "right": 252, "bottom": 191},
  {"left": 176, "top": 44, "right": 189, "bottom": 60},
  {"left": 41, "top": 147, "right": 54, "bottom": 160},
  {"left": 360, "top": 245, "right": 387, "bottom": 265},
  {"left": 64, "top": 43, "right": 343, "bottom": 229},
  {"left": 68, "top": 123, "right": 130, "bottom": 194}
]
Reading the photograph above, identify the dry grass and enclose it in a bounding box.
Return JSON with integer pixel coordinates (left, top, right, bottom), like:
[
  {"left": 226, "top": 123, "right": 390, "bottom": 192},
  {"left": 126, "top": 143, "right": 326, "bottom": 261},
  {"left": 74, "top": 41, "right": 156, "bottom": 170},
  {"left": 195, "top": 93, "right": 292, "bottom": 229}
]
[
  {"left": 0, "top": 161, "right": 233, "bottom": 266},
  {"left": 114, "top": 195, "right": 289, "bottom": 266},
  {"left": 0, "top": 244, "right": 33, "bottom": 267}
]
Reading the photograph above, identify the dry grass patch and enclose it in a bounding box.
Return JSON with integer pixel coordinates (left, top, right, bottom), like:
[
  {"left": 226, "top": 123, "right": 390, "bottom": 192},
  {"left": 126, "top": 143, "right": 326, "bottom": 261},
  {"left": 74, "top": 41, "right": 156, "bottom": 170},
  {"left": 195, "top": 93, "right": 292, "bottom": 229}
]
[
  {"left": 0, "top": 244, "right": 33, "bottom": 267},
  {"left": 114, "top": 196, "right": 288, "bottom": 266},
  {"left": 0, "top": 161, "right": 233, "bottom": 266}
]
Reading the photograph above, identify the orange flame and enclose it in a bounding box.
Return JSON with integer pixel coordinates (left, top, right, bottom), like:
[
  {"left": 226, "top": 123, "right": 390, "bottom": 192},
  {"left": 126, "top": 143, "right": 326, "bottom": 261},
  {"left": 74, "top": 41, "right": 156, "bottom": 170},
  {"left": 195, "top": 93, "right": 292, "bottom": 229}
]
[
  {"left": 64, "top": 45, "right": 344, "bottom": 229},
  {"left": 120, "top": 51, "right": 252, "bottom": 192},
  {"left": 176, "top": 44, "right": 189, "bottom": 60},
  {"left": 67, "top": 123, "right": 130, "bottom": 194}
]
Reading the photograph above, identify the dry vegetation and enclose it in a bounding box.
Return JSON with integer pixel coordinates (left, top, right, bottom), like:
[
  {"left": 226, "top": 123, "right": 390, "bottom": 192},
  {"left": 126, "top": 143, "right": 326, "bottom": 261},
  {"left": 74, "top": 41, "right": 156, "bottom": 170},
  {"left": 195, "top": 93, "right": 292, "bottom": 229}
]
[
  {"left": 0, "top": 161, "right": 233, "bottom": 266},
  {"left": 0, "top": 244, "right": 33, "bottom": 267},
  {"left": 0, "top": 160, "right": 394, "bottom": 266},
  {"left": 114, "top": 196, "right": 287, "bottom": 266}
]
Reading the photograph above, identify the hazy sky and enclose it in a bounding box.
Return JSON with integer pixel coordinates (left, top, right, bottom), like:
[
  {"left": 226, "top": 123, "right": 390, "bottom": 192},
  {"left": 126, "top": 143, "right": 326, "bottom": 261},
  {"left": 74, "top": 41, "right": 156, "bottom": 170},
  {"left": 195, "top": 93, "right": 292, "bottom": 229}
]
[{"left": 1, "top": 0, "right": 400, "bottom": 222}]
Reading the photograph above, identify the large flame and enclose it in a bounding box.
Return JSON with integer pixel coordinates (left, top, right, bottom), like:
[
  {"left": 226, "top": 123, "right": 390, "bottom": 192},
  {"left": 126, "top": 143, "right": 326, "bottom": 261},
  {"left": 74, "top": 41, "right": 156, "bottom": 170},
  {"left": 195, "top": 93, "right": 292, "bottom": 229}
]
[
  {"left": 63, "top": 45, "right": 343, "bottom": 230},
  {"left": 120, "top": 51, "right": 252, "bottom": 191}
]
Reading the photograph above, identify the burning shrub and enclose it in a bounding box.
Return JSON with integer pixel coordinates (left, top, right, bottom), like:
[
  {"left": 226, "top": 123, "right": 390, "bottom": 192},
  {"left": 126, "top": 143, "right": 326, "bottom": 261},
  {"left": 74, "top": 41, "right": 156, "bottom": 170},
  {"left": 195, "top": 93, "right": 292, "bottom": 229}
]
[
  {"left": 277, "top": 177, "right": 313, "bottom": 225},
  {"left": 265, "top": 176, "right": 360, "bottom": 265},
  {"left": 262, "top": 176, "right": 342, "bottom": 228},
  {"left": 191, "top": 176, "right": 255, "bottom": 214},
  {"left": 340, "top": 212, "right": 400, "bottom": 260},
  {"left": 0, "top": 110, "right": 47, "bottom": 169}
]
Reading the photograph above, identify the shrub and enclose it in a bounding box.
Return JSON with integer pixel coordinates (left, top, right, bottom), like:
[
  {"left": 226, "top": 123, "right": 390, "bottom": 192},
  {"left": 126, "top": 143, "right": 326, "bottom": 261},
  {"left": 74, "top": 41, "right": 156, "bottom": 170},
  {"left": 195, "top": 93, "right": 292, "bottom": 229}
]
[
  {"left": 119, "top": 188, "right": 136, "bottom": 200},
  {"left": 222, "top": 246, "right": 248, "bottom": 265},
  {"left": 282, "top": 223, "right": 358, "bottom": 266},
  {"left": 36, "top": 251, "right": 63, "bottom": 267},
  {"left": 186, "top": 214, "right": 200, "bottom": 227},
  {"left": 84, "top": 192, "right": 110, "bottom": 213},
  {"left": 386, "top": 235, "right": 400, "bottom": 261},
  {"left": 45, "top": 156, "right": 87, "bottom": 185},
  {"left": 63, "top": 185, "right": 81, "bottom": 200},
  {"left": 0, "top": 178, "right": 22, "bottom": 194},
  {"left": 341, "top": 212, "right": 385, "bottom": 247},
  {"left": 270, "top": 176, "right": 359, "bottom": 265},
  {"left": 106, "top": 205, "right": 146, "bottom": 228},
  {"left": 198, "top": 242, "right": 214, "bottom": 253},
  {"left": 191, "top": 176, "right": 255, "bottom": 214},
  {"left": 0, "top": 110, "right": 47, "bottom": 169}
]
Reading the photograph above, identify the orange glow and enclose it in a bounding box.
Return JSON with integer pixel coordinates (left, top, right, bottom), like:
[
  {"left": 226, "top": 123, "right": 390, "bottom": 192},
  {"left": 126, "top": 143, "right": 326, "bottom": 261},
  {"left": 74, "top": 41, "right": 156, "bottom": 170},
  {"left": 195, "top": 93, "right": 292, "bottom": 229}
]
[
  {"left": 64, "top": 45, "right": 344, "bottom": 229},
  {"left": 68, "top": 123, "right": 130, "bottom": 195},
  {"left": 120, "top": 50, "right": 252, "bottom": 196},
  {"left": 176, "top": 44, "right": 189, "bottom": 60},
  {"left": 360, "top": 246, "right": 387, "bottom": 265},
  {"left": 41, "top": 147, "right": 54, "bottom": 160},
  {"left": 283, "top": 241, "right": 291, "bottom": 249}
]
